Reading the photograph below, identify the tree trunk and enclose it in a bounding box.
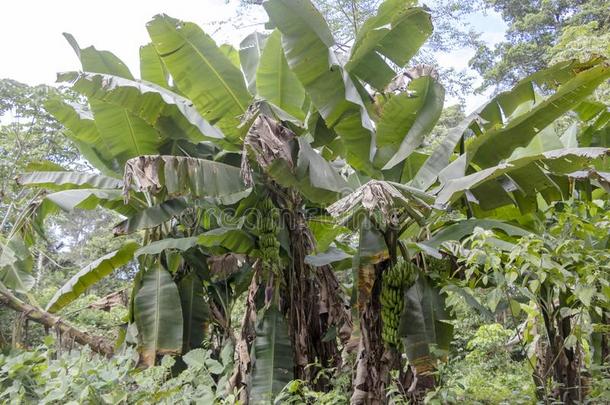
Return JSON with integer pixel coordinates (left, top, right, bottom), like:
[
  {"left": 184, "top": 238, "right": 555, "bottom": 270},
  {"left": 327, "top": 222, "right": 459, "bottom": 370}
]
[
  {"left": 282, "top": 191, "right": 351, "bottom": 389},
  {"left": 351, "top": 262, "right": 397, "bottom": 404},
  {"left": 539, "top": 289, "right": 584, "bottom": 404},
  {"left": 227, "top": 268, "right": 260, "bottom": 403},
  {"left": 0, "top": 288, "right": 114, "bottom": 357},
  {"left": 555, "top": 294, "right": 581, "bottom": 404}
]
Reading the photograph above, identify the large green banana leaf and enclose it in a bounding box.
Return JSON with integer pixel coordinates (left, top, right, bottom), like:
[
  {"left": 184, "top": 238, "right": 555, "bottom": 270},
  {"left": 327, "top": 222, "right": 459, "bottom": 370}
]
[
  {"left": 123, "top": 155, "right": 249, "bottom": 205},
  {"left": 146, "top": 14, "right": 252, "bottom": 142},
  {"left": 410, "top": 58, "right": 610, "bottom": 191},
  {"left": 59, "top": 71, "right": 225, "bottom": 143},
  {"left": 346, "top": 0, "right": 433, "bottom": 90},
  {"left": 17, "top": 171, "right": 122, "bottom": 191},
  {"left": 198, "top": 228, "right": 254, "bottom": 254},
  {"left": 136, "top": 234, "right": 251, "bottom": 272},
  {"left": 422, "top": 219, "right": 530, "bottom": 250},
  {"left": 506, "top": 124, "right": 565, "bottom": 161},
  {"left": 399, "top": 151, "right": 428, "bottom": 183},
  {"left": 476, "top": 58, "right": 607, "bottom": 130},
  {"left": 239, "top": 32, "right": 268, "bottom": 94},
  {"left": 435, "top": 147, "right": 610, "bottom": 211},
  {"left": 374, "top": 76, "right": 444, "bottom": 170},
  {"left": 113, "top": 198, "right": 189, "bottom": 236},
  {"left": 46, "top": 241, "right": 139, "bottom": 313},
  {"left": 267, "top": 137, "right": 350, "bottom": 204},
  {"left": 250, "top": 306, "right": 294, "bottom": 404},
  {"left": 399, "top": 276, "right": 453, "bottom": 374},
  {"left": 134, "top": 263, "right": 183, "bottom": 366},
  {"left": 220, "top": 44, "right": 241, "bottom": 69},
  {"left": 139, "top": 43, "right": 170, "bottom": 89},
  {"left": 296, "top": 138, "right": 350, "bottom": 192},
  {"left": 308, "top": 111, "right": 338, "bottom": 147},
  {"left": 468, "top": 62, "right": 610, "bottom": 169},
  {"left": 256, "top": 30, "right": 305, "bottom": 120},
  {"left": 264, "top": 0, "right": 377, "bottom": 176},
  {"left": 135, "top": 237, "right": 199, "bottom": 257},
  {"left": 178, "top": 272, "right": 209, "bottom": 352},
  {"left": 38, "top": 189, "right": 140, "bottom": 222},
  {"left": 44, "top": 99, "right": 121, "bottom": 176},
  {"left": 0, "top": 236, "right": 34, "bottom": 294},
  {"left": 63, "top": 33, "right": 134, "bottom": 79},
  {"left": 89, "top": 100, "right": 162, "bottom": 165},
  {"left": 63, "top": 34, "right": 161, "bottom": 165}
]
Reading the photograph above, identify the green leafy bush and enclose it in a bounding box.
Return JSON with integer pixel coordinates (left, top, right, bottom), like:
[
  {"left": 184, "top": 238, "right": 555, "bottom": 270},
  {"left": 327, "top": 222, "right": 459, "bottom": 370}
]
[
  {"left": 426, "top": 323, "right": 536, "bottom": 404},
  {"left": 0, "top": 340, "right": 235, "bottom": 404}
]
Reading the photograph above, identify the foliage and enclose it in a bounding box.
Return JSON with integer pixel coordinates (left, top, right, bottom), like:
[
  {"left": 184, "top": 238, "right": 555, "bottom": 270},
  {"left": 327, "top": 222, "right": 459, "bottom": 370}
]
[
  {"left": 275, "top": 361, "right": 353, "bottom": 404},
  {"left": 426, "top": 323, "right": 536, "bottom": 404},
  {"left": 242, "top": 0, "right": 481, "bottom": 96},
  {"left": 455, "top": 199, "right": 610, "bottom": 402},
  {"left": 471, "top": 0, "right": 610, "bottom": 90},
  {"left": 0, "top": 79, "right": 133, "bottom": 352},
  {"left": 548, "top": 21, "right": 610, "bottom": 103},
  {"left": 0, "top": 342, "right": 235, "bottom": 404},
  {"left": 1, "top": 0, "right": 610, "bottom": 403}
]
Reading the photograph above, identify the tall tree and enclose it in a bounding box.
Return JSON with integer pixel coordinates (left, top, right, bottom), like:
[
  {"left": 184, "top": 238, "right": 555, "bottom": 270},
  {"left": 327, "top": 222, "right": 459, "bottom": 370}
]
[
  {"left": 0, "top": 80, "right": 83, "bottom": 231},
  {"left": 471, "top": 0, "right": 609, "bottom": 90}
]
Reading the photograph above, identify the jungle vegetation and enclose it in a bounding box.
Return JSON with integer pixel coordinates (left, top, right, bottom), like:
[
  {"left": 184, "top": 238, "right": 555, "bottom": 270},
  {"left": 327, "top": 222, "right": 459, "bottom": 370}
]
[{"left": 1, "top": 0, "right": 609, "bottom": 403}]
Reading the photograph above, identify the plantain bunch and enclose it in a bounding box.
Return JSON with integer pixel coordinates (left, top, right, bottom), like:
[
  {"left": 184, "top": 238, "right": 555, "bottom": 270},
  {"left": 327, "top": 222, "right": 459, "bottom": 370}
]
[
  {"left": 256, "top": 197, "right": 281, "bottom": 277},
  {"left": 380, "top": 258, "right": 418, "bottom": 348}
]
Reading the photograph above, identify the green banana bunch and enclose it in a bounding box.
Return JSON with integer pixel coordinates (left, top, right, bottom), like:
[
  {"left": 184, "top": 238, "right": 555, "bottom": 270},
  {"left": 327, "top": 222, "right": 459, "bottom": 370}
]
[
  {"left": 256, "top": 197, "right": 281, "bottom": 276},
  {"left": 381, "top": 258, "right": 418, "bottom": 348}
]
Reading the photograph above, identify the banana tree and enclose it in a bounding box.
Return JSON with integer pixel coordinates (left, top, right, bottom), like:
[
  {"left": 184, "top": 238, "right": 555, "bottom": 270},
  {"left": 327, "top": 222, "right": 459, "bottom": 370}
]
[
  {"left": 324, "top": 54, "right": 610, "bottom": 405},
  {"left": 18, "top": 1, "right": 355, "bottom": 400},
  {"left": 9, "top": 0, "right": 610, "bottom": 404}
]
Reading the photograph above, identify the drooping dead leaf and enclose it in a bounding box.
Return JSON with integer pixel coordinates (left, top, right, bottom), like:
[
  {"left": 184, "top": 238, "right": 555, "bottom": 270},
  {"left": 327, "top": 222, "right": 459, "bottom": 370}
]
[
  {"left": 207, "top": 253, "right": 247, "bottom": 281},
  {"left": 122, "top": 155, "right": 247, "bottom": 203},
  {"left": 328, "top": 180, "right": 432, "bottom": 228},
  {"left": 241, "top": 114, "right": 295, "bottom": 186}
]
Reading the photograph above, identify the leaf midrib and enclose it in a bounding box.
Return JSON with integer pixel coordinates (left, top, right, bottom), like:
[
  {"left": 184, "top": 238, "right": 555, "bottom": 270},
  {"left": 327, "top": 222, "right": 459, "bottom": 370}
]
[
  {"left": 123, "top": 110, "right": 142, "bottom": 156},
  {"left": 277, "top": 42, "right": 284, "bottom": 109},
  {"left": 153, "top": 266, "right": 161, "bottom": 353},
  {"left": 169, "top": 20, "right": 246, "bottom": 114}
]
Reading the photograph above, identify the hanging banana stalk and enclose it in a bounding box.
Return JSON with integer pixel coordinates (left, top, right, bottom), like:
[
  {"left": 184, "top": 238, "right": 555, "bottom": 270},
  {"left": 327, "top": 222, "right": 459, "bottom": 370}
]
[{"left": 381, "top": 258, "right": 418, "bottom": 348}]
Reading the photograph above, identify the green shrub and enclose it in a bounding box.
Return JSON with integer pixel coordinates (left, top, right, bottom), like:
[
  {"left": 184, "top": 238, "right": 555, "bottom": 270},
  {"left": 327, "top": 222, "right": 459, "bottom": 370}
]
[
  {"left": 426, "top": 324, "right": 536, "bottom": 404},
  {"left": 0, "top": 339, "right": 235, "bottom": 404}
]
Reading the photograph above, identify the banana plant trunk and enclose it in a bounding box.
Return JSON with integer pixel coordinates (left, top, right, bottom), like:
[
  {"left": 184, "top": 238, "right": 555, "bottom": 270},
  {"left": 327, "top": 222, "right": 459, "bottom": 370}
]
[
  {"left": 351, "top": 261, "right": 398, "bottom": 404},
  {"left": 228, "top": 267, "right": 260, "bottom": 402},
  {"left": 281, "top": 190, "right": 350, "bottom": 389}
]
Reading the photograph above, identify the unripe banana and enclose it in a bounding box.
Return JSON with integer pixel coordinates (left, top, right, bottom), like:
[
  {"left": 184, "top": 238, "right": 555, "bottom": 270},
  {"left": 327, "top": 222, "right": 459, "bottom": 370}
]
[
  {"left": 255, "top": 197, "right": 281, "bottom": 278},
  {"left": 381, "top": 258, "right": 419, "bottom": 349}
]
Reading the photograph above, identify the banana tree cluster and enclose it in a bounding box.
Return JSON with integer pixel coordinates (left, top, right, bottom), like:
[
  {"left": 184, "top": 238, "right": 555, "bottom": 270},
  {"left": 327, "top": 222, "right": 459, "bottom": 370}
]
[{"left": 2, "top": 0, "right": 609, "bottom": 403}]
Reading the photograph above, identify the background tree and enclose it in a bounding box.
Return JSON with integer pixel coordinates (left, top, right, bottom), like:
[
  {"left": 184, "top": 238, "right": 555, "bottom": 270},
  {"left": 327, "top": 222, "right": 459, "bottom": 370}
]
[
  {"left": 471, "top": 0, "right": 610, "bottom": 91},
  {"left": 0, "top": 80, "right": 132, "bottom": 350}
]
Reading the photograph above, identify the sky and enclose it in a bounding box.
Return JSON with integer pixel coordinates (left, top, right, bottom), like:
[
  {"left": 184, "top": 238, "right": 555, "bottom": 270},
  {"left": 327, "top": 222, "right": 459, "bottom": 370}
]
[{"left": 0, "top": 0, "right": 506, "bottom": 112}]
